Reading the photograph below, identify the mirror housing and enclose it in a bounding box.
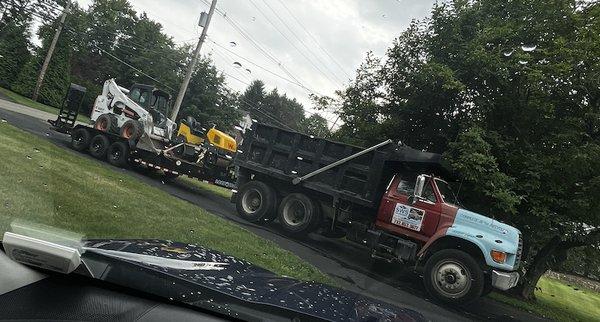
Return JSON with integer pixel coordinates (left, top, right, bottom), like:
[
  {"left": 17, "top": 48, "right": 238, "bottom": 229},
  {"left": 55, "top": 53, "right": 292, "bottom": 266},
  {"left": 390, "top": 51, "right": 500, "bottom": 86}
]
[{"left": 414, "top": 175, "right": 426, "bottom": 199}]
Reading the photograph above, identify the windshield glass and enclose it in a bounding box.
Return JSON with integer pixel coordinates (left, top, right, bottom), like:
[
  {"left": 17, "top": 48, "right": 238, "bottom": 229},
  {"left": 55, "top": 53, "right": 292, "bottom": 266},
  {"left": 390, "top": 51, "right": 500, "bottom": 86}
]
[
  {"left": 1, "top": 0, "right": 596, "bottom": 321},
  {"left": 435, "top": 179, "right": 460, "bottom": 206}
]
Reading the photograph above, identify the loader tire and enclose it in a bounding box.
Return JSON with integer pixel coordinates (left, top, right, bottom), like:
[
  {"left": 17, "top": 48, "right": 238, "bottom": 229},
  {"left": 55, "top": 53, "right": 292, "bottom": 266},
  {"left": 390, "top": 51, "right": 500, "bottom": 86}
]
[
  {"left": 94, "top": 114, "right": 118, "bottom": 134},
  {"left": 120, "top": 120, "right": 143, "bottom": 140}
]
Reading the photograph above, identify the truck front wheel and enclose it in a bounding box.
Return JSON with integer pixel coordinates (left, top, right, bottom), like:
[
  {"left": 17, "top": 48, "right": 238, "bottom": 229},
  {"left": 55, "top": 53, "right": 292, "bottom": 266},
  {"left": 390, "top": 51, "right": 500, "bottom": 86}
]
[
  {"left": 236, "top": 181, "right": 277, "bottom": 223},
  {"left": 423, "top": 249, "right": 484, "bottom": 304},
  {"left": 278, "top": 193, "right": 320, "bottom": 236}
]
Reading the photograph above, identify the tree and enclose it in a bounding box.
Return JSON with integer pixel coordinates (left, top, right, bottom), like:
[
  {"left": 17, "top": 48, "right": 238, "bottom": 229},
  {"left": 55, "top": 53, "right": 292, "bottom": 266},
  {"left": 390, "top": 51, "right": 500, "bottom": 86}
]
[
  {"left": 0, "top": 19, "right": 31, "bottom": 88},
  {"left": 11, "top": 14, "right": 72, "bottom": 107},
  {"left": 179, "top": 56, "right": 241, "bottom": 131},
  {"left": 333, "top": 0, "right": 600, "bottom": 301},
  {"left": 299, "top": 114, "right": 330, "bottom": 137}
]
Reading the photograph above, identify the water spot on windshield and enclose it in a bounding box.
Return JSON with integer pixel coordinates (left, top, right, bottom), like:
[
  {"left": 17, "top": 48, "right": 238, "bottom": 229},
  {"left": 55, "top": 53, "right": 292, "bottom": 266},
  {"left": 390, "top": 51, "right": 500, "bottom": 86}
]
[
  {"left": 1, "top": 119, "right": 7, "bottom": 123},
  {"left": 190, "top": 229, "right": 194, "bottom": 233},
  {"left": 161, "top": 180, "right": 165, "bottom": 185},
  {"left": 113, "top": 205, "right": 117, "bottom": 208},
  {"left": 518, "top": 60, "right": 528, "bottom": 65},
  {"left": 45, "top": 132, "right": 51, "bottom": 137},
  {"left": 33, "top": 148, "right": 40, "bottom": 152},
  {"left": 521, "top": 44, "right": 537, "bottom": 52},
  {"left": 229, "top": 41, "right": 237, "bottom": 47},
  {"left": 503, "top": 49, "right": 514, "bottom": 57},
  {"left": 26, "top": 155, "right": 32, "bottom": 160},
  {"left": 233, "top": 62, "right": 242, "bottom": 68}
]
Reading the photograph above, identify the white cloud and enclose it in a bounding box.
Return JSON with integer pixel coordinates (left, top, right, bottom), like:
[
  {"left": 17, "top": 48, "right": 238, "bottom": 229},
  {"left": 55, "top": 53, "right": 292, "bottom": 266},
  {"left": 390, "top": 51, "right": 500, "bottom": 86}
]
[{"left": 72, "top": 0, "right": 436, "bottom": 125}]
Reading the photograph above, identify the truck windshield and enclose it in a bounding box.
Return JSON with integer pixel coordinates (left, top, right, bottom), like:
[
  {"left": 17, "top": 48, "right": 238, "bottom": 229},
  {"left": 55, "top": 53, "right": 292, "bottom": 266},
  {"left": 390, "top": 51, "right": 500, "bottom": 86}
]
[{"left": 435, "top": 179, "right": 460, "bottom": 206}]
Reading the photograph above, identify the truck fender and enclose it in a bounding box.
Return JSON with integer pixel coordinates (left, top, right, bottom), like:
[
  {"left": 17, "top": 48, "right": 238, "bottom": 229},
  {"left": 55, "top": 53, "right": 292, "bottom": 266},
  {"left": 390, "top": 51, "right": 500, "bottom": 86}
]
[{"left": 417, "top": 230, "right": 487, "bottom": 269}]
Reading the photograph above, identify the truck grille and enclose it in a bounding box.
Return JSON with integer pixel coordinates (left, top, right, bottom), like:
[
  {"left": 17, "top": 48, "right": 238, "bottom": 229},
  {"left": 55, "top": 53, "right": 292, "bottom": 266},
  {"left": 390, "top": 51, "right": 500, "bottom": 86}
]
[{"left": 514, "top": 234, "right": 523, "bottom": 269}]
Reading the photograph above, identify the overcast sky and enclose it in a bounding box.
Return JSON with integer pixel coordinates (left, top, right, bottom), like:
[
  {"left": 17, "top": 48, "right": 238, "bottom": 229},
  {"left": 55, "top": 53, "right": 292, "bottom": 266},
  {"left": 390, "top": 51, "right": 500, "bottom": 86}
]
[{"left": 70, "top": 0, "right": 437, "bottom": 124}]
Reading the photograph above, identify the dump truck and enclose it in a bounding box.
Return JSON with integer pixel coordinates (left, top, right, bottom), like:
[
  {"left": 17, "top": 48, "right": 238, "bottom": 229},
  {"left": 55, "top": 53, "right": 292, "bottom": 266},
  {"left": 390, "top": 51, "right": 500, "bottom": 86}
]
[
  {"left": 49, "top": 82, "right": 237, "bottom": 187},
  {"left": 232, "top": 122, "right": 522, "bottom": 304}
]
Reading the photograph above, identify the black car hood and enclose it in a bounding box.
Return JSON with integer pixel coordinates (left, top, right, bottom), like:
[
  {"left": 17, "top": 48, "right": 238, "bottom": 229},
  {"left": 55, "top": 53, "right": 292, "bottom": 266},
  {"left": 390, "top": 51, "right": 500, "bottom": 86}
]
[{"left": 81, "top": 239, "right": 425, "bottom": 321}]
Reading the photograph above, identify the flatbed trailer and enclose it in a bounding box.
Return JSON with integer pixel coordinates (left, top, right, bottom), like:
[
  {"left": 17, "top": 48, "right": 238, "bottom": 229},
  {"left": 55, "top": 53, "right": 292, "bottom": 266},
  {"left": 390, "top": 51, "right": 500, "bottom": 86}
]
[{"left": 48, "top": 84, "right": 236, "bottom": 188}]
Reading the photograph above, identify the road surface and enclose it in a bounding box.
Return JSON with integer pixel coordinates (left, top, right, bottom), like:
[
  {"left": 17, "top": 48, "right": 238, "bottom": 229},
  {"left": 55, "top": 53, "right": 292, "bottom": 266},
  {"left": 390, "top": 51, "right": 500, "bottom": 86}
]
[{"left": 0, "top": 97, "right": 549, "bottom": 322}]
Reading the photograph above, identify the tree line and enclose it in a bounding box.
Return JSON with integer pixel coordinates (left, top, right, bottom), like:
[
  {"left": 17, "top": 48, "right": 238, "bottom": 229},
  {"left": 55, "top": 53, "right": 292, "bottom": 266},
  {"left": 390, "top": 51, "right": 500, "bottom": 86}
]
[{"left": 0, "top": 0, "right": 329, "bottom": 134}]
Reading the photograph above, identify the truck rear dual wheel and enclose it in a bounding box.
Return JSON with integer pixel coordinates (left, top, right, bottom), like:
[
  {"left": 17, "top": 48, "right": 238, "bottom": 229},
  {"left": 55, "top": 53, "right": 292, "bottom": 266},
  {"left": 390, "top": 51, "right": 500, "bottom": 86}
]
[
  {"left": 236, "top": 181, "right": 277, "bottom": 223},
  {"left": 423, "top": 249, "right": 484, "bottom": 305},
  {"left": 277, "top": 193, "right": 321, "bottom": 236}
]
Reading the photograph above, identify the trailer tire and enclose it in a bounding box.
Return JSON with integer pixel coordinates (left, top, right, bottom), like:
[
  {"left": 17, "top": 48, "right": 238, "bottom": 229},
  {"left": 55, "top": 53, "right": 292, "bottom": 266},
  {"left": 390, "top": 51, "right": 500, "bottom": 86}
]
[
  {"left": 120, "top": 120, "right": 143, "bottom": 140},
  {"left": 107, "top": 141, "right": 129, "bottom": 167},
  {"left": 71, "top": 128, "right": 91, "bottom": 152},
  {"left": 236, "top": 181, "right": 277, "bottom": 223},
  {"left": 89, "top": 134, "right": 110, "bottom": 159},
  {"left": 94, "top": 114, "right": 118, "bottom": 134},
  {"left": 423, "top": 249, "right": 484, "bottom": 305},
  {"left": 278, "top": 193, "right": 320, "bottom": 236}
]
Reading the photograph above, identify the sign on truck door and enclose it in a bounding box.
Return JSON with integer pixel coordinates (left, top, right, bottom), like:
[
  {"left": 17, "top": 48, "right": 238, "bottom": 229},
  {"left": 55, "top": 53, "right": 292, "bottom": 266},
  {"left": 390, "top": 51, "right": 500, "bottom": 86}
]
[{"left": 376, "top": 175, "right": 442, "bottom": 239}]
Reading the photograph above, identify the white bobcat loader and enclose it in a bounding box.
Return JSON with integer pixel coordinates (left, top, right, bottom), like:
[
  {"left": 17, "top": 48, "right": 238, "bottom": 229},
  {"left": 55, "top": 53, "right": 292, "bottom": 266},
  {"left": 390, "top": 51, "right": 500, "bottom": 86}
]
[{"left": 90, "top": 79, "right": 176, "bottom": 150}]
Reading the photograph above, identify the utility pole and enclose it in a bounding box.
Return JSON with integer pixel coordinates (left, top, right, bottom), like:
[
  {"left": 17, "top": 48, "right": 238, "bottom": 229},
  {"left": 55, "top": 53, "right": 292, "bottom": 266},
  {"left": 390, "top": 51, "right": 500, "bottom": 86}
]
[
  {"left": 170, "top": 0, "right": 217, "bottom": 121},
  {"left": 32, "top": 1, "right": 70, "bottom": 102}
]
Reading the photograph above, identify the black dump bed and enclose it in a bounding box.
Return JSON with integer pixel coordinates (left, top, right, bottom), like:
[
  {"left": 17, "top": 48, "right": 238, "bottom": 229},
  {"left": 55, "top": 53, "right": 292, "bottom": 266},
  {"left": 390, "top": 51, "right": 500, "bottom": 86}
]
[{"left": 236, "top": 123, "right": 448, "bottom": 208}]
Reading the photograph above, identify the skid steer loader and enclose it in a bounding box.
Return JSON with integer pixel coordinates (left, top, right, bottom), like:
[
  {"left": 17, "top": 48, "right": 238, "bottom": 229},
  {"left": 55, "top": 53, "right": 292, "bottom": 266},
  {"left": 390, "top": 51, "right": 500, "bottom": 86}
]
[{"left": 88, "top": 79, "right": 237, "bottom": 183}]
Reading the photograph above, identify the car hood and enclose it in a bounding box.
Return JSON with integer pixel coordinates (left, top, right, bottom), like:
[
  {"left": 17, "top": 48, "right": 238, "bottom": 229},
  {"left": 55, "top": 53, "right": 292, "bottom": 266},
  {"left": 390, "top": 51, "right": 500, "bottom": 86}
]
[{"left": 82, "top": 239, "right": 425, "bottom": 321}]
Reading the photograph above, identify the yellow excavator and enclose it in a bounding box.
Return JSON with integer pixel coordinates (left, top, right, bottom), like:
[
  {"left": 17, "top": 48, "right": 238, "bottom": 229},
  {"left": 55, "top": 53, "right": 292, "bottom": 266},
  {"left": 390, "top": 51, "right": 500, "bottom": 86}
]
[{"left": 173, "top": 116, "right": 237, "bottom": 180}]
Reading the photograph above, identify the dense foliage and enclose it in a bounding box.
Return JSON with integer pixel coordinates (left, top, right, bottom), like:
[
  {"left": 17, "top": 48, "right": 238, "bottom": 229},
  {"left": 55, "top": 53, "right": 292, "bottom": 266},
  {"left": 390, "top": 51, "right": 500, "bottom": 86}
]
[{"left": 328, "top": 0, "right": 600, "bottom": 299}]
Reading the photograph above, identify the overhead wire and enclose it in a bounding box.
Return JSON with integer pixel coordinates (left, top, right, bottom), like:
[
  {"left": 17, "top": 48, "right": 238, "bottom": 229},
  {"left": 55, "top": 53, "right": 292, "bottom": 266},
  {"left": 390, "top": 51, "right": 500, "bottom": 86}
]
[
  {"left": 276, "top": 0, "right": 352, "bottom": 80},
  {"left": 259, "top": 0, "right": 346, "bottom": 85},
  {"left": 247, "top": 0, "right": 341, "bottom": 87}
]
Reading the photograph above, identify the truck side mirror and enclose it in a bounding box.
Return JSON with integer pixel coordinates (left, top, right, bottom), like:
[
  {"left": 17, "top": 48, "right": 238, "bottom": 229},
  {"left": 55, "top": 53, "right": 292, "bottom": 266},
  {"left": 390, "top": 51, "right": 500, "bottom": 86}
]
[{"left": 414, "top": 175, "right": 426, "bottom": 200}]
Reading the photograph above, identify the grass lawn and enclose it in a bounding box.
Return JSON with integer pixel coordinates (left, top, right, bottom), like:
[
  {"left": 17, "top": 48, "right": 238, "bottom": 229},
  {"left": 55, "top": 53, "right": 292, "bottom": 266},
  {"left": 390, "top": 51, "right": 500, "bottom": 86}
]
[
  {"left": 0, "top": 87, "right": 91, "bottom": 123},
  {"left": 178, "top": 177, "right": 234, "bottom": 199},
  {"left": 0, "top": 121, "right": 329, "bottom": 284},
  {"left": 490, "top": 276, "right": 600, "bottom": 322}
]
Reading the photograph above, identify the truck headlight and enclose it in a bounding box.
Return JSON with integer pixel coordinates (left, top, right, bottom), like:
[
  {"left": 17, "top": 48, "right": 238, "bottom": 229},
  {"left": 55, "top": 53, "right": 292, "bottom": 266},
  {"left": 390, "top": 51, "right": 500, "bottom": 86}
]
[{"left": 491, "top": 250, "right": 507, "bottom": 264}]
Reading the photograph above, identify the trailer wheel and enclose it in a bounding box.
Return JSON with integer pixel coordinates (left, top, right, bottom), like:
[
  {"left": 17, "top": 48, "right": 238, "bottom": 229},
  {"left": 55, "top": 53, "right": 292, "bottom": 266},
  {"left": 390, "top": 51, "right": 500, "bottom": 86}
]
[
  {"left": 120, "top": 120, "right": 143, "bottom": 140},
  {"left": 236, "top": 181, "right": 277, "bottom": 223},
  {"left": 89, "top": 134, "right": 110, "bottom": 159},
  {"left": 107, "top": 141, "right": 129, "bottom": 167},
  {"left": 94, "top": 114, "right": 118, "bottom": 133},
  {"left": 278, "top": 193, "right": 320, "bottom": 235},
  {"left": 423, "top": 249, "right": 484, "bottom": 305},
  {"left": 70, "top": 128, "right": 91, "bottom": 152}
]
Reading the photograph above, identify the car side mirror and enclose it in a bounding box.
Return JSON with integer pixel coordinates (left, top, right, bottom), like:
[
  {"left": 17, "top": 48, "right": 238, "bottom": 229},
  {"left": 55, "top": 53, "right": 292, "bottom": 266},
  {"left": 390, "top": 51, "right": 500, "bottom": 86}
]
[{"left": 414, "top": 175, "right": 426, "bottom": 199}]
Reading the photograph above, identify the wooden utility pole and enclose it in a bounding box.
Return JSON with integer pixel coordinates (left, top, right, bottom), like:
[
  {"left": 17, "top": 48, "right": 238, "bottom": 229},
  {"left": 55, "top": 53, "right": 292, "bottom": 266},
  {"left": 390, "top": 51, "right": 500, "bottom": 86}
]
[
  {"left": 32, "top": 1, "right": 70, "bottom": 102},
  {"left": 170, "top": 0, "right": 217, "bottom": 121}
]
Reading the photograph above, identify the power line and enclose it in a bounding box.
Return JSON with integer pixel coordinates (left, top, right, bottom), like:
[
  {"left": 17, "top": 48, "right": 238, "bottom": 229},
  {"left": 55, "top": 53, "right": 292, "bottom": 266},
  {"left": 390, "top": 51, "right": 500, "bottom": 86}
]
[
  {"left": 196, "top": 0, "right": 316, "bottom": 94},
  {"left": 248, "top": 0, "right": 342, "bottom": 87},
  {"left": 259, "top": 0, "right": 346, "bottom": 85},
  {"left": 277, "top": 0, "right": 352, "bottom": 80},
  {"left": 207, "top": 37, "right": 324, "bottom": 95}
]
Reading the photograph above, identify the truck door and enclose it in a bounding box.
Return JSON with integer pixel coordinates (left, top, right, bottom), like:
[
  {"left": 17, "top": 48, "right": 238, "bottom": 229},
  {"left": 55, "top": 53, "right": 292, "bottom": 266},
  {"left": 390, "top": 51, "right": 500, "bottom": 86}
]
[{"left": 375, "top": 175, "right": 442, "bottom": 240}]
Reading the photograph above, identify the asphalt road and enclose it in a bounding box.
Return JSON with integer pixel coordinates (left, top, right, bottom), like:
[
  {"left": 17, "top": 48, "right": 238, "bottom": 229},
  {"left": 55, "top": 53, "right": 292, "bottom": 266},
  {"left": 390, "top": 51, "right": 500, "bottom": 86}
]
[{"left": 0, "top": 99, "right": 549, "bottom": 322}]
